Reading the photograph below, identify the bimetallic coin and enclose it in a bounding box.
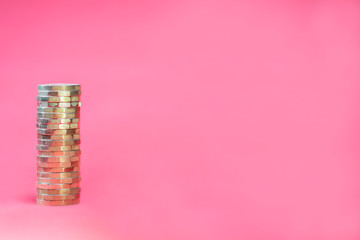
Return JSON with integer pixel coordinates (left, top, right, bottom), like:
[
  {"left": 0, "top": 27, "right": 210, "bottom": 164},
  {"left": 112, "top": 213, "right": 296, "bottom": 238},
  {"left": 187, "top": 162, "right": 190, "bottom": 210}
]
[
  {"left": 36, "top": 123, "right": 79, "bottom": 130},
  {"left": 37, "top": 156, "right": 80, "bottom": 162},
  {"left": 37, "top": 177, "right": 81, "bottom": 184},
  {"left": 37, "top": 129, "right": 80, "bottom": 135},
  {"left": 36, "top": 198, "right": 80, "bottom": 206},
  {"left": 38, "top": 84, "right": 81, "bottom": 91},
  {"left": 37, "top": 112, "right": 80, "bottom": 119},
  {"left": 37, "top": 96, "right": 80, "bottom": 102},
  {"left": 37, "top": 188, "right": 80, "bottom": 195},
  {"left": 37, "top": 167, "right": 80, "bottom": 172},
  {"left": 38, "top": 150, "right": 81, "bottom": 156},
  {"left": 38, "top": 90, "right": 81, "bottom": 97},
  {"left": 37, "top": 118, "right": 79, "bottom": 124},
  {"left": 37, "top": 193, "right": 80, "bottom": 201},
  {"left": 37, "top": 172, "right": 80, "bottom": 178},
  {"left": 38, "top": 101, "right": 81, "bottom": 107},
  {"left": 37, "top": 161, "right": 80, "bottom": 168},
  {"left": 37, "top": 139, "right": 80, "bottom": 146},
  {"left": 37, "top": 134, "right": 80, "bottom": 140},
  {"left": 36, "top": 182, "right": 80, "bottom": 189},
  {"left": 37, "top": 107, "right": 80, "bottom": 113}
]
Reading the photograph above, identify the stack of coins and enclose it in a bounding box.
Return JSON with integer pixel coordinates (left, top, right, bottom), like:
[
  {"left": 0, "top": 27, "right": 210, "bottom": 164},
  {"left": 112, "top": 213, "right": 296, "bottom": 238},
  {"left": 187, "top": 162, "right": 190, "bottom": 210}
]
[{"left": 36, "top": 84, "right": 81, "bottom": 206}]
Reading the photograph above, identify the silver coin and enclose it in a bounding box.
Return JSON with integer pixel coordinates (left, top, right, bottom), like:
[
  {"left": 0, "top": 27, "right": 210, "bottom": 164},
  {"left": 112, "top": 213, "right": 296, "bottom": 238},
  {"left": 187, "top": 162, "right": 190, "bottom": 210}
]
[
  {"left": 37, "top": 96, "right": 81, "bottom": 102},
  {"left": 38, "top": 101, "right": 81, "bottom": 107},
  {"left": 37, "top": 84, "right": 81, "bottom": 91},
  {"left": 36, "top": 123, "right": 79, "bottom": 129},
  {"left": 37, "top": 107, "right": 80, "bottom": 113},
  {"left": 37, "top": 134, "right": 80, "bottom": 140},
  {"left": 37, "top": 128, "right": 80, "bottom": 135},
  {"left": 37, "top": 112, "right": 80, "bottom": 118},
  {"left": 37, "top": 139, "right": 81, "bottom": 146},
  {"left": 37, "top": 90, "right": 81, "bottom": 97},
  {"left": 37, "top": 118, "right": 80, "bottom": 124}
]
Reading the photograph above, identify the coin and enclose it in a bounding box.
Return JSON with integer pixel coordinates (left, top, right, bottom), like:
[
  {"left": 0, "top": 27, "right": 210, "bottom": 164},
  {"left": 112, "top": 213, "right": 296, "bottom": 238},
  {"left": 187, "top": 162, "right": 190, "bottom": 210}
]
[
  {"left": 37, "top": 156, "right": 80, "bottom": 162},
  {"left": 38, "top": 90, "right": 81, "bottom": 97},
  {"left": 37, "top": 193, "right": 80, "bottom": 201},
  {"left": 36, "top": 198, "right": 80, "bottom": 206},
  {"left": 37, "top": 96, "right": 80, "bottom": 102},
  {"left": 37, "top": 134, "right": 80, "bottom": 140},
  {"left": 37, "top": 139, "right": 80, "bottom": 146},
  {"left": 37, "top": 112, "right": 80, "bottom": 119},
  {"left": 37, "top": 129, "right": 80, "bottom": 135},
  {"left": 37, "top": 182, "right": 80, "bottom": 189},
  {"left": 37, "top": 177, "right": 81, "bottom": 184},
  {"left": 37, "top": 118, "right": 80, "bottom": 124},
  {"left": 38, "top": 150, "right": 81, "bottom": 156},
  {"left": 37, "top": 107, "right": 80, "bottom": 113},
  {"left": 38, "top": 101, "right": 81, "bottom": 107},
  {"left": 37, "top": 145, "right": 80, "bottom": 151},
  {"left": 37, "top": 167, "right": 80, "bottom": 172},
  {"left": 38, "top": 84, "right": 81, "bottom": 91},
  {"left": 37, "top": 188, "right": 80, "bottom": 195},
  {"left": 37, "top": 172, "right": 80, "bottom": 178},
  {"left": 37, "top": 161, "right": 80, "bottom": 168},
  {"left": 36, "top": 123, "right": 79, "bottom": 130}
]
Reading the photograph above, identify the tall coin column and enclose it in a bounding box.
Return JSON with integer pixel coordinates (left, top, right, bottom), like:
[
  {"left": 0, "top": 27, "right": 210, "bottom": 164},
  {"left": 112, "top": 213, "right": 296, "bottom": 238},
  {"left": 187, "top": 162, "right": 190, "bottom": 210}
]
[{"left": 36, "top": 84, "right": 81, "bottom": 206}]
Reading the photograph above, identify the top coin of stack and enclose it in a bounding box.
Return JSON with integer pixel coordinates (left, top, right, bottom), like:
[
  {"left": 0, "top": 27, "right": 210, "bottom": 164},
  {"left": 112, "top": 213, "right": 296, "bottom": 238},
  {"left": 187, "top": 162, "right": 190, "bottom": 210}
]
[{"left": 36, "top": 84, "right": 81, "bottom": 206}]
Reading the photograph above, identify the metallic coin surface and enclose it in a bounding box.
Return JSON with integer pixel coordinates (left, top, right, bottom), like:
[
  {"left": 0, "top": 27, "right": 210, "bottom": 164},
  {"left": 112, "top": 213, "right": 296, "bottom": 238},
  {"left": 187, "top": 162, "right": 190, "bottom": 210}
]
[
  {"left": 37, "top": 182, "right": 80, "bottom": 189},
  {"left": 37, "top": 145, "right": 80, "bottom": 151},
  {"left": 37, "top": 107, "right": 80, "bottom": 113},
  {"left": 37, "top": 118, "right": 80, "bottom": 124},
  {"left": 37, "top": 156, "right": 80, "bottom": 162},
  {"left": 37, "top": 167, "right": 80, "bottom": 172},
  {"left": 38, "top": 101, "right": 81, "bottom": 107},
  {"left": 37, "top": 139, "right": 81, "bottom": 146},
  {"left": 38, "top": 84, "right": 81, "bottom": 91},
  {"left": 37, "top": 193, "right": 80, "bottom": 201},
  {"left": 36, "top": 198, "right": 80, "bottom": 206},
  {"left": 37, "top": 96, "right": 80, "bottom": 102},
  {"left": 38, "top": 90, "right": 81, "bottom": 97},
  {"left": 37, "top": 112, "right": 80, "bottom": 119},
  {"left": 36, "top": 123, "right": 79, "bottom": 129},
  {"left": 37, "top": 177, "right": 81, "bottom": 184},
  {"left": 37, "top": 188, "right": 80, "bottom": 195},
  {"left": 37, "top": 129, "right": 80, "bottom": 135},
  {"left": 37, "top": 161, "right": 80, "bottom": 168},
  {"left": 37, "top": 172, "right": 80, "bottom": 178},
  {"left": 37, "top": 134, "right": 80, "bottom": 140},
  {"left": 38, "top": 150, "right": 81, "bottom": 156}
]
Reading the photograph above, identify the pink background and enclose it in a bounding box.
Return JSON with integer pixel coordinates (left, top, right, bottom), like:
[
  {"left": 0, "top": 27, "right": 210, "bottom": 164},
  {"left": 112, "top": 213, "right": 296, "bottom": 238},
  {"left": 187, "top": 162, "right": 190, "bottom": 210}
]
[{"left": 0, "top": 1, "right": 360, "bottom": 239}]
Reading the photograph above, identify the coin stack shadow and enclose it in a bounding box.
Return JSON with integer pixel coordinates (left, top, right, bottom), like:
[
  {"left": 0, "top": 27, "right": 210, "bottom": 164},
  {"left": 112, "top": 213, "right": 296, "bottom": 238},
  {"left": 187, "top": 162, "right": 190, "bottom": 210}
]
[{"left": 36, "top": 84, "right": 81, "bottom": 206}]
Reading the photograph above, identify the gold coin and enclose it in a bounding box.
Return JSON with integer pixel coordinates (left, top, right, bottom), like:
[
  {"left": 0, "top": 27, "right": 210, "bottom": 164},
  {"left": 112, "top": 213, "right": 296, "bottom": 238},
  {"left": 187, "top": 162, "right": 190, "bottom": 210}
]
[
  {"left": 37, "top": 129, "right": 80, "bottom": 135},
  {"left": 37, "top": 107, "right": 80, "bottom": 113},
  {"left": 37, "top": 188, "right": 80, "bottom": 195},
  {"left": 37, "top": 167, "right": 80, "bottom": 172},
  {"left": 37, "top": 156, "right": 80, "bottom": 162},
  {"left": 36, "top": 198, "right": 80, "bottom": 206},
  {"left": 38, "top": 84, "right": 81, "bottom": 91},
  {"left": 38, "top": 101, "right": 81, "bottom": 107},
  {"left": 38, "top": 150, "right": 81, "bottom": 156},
  {"left": 37, "top": 172, "right": 80, "bottom": 178},
  {"left": 37, "top": 161, "right": 80, "bottom": 168},
  {"left": 37, "top": 123, "right": 79, "bottom": 129},
  {"left": 36, "top": 182, "right": 80, "bottom": 189},
  {"left": 37, "top": 112, "right": 80, "bottom": 119},
  {"left": 37, "top": 118, "right": 80, "bottom": 124},
  {"left": 37, "top": 177, "right": 81, "bottom": 184},
  {"left": 37, "top": 134, "right": 80, "bottom": 140},
  {"left": 37, "top": 193, "right": 80, "bottom": 201},
  {"left": 38, "top": 90, "right": 81, "bottom": 97},
  {"left": 37, "top": 96, "right": 80, "bottom": 102},
  {"left": 37, "top": 139, "right": 80, "bottom": 146}
]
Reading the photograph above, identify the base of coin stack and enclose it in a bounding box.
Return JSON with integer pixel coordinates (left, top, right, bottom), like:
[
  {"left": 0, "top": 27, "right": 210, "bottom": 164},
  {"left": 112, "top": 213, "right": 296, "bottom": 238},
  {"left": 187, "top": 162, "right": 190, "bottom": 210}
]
[{"left": 36, "top": 84, "right": 81, "bottom": 206}]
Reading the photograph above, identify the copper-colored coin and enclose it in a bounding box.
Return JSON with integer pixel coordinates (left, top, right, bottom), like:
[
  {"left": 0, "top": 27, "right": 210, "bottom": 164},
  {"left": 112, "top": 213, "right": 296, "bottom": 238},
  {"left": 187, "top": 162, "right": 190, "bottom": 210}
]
[
  {"left": 37, "top": 177, "right": 81, "bottom": 184},
  {"left": 37, "top": 161, "right": 80, "bottom": 168},
  {"left": 37, "top": 112, "right": 80, "bottom": 119},
  {"left": 37, "top": 134, "right": 80, "bottom": 140},
  {"left": 38, "top": 150, "right": 81, "bottom": 156},
  {"left": 38, "top": 90, "right": 81, "bottom": 97},
  {"left": 36, "top": 123, "right": 79, "bottom": 130},
  {"left": 37, "top": 118, "right": 80, "bottom": 124},
  {"left": 38, "top": 102, "right": 81, "bottom": 108},
  {"left": 37, "top": 193, "right": 80, "bottom": 201},
  {"left": 37, "top": 167, "right": 80, "bottom": 172},
  {"left": 37, "top": 182, "right": 80, "bottom": 189},
  {"left": 38, "top": 84, "right": 81, "bottom": 91},
  {"left": 37, "top": 156, "right": 80, "bottom": 162},
  {"left": 37, "top": 139, "right": 81, "bottom": 146},
  {"left": 37, "top": 96, "right": 80, "bottom": 102},
  {"left": 36, "top": 198, "right": 80, "bottom": 206},
  {"left": 37, "top": 145, "right": 80, "bottom": 151},
  {"left": 37, "top": 172, "right": 80, "bottom": 178},
  {"left": 37, "top": 188, "right": 80, "bottom": 195},
  {"left": 37, "top": 128, "right": 80, "bottom": 135}
]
